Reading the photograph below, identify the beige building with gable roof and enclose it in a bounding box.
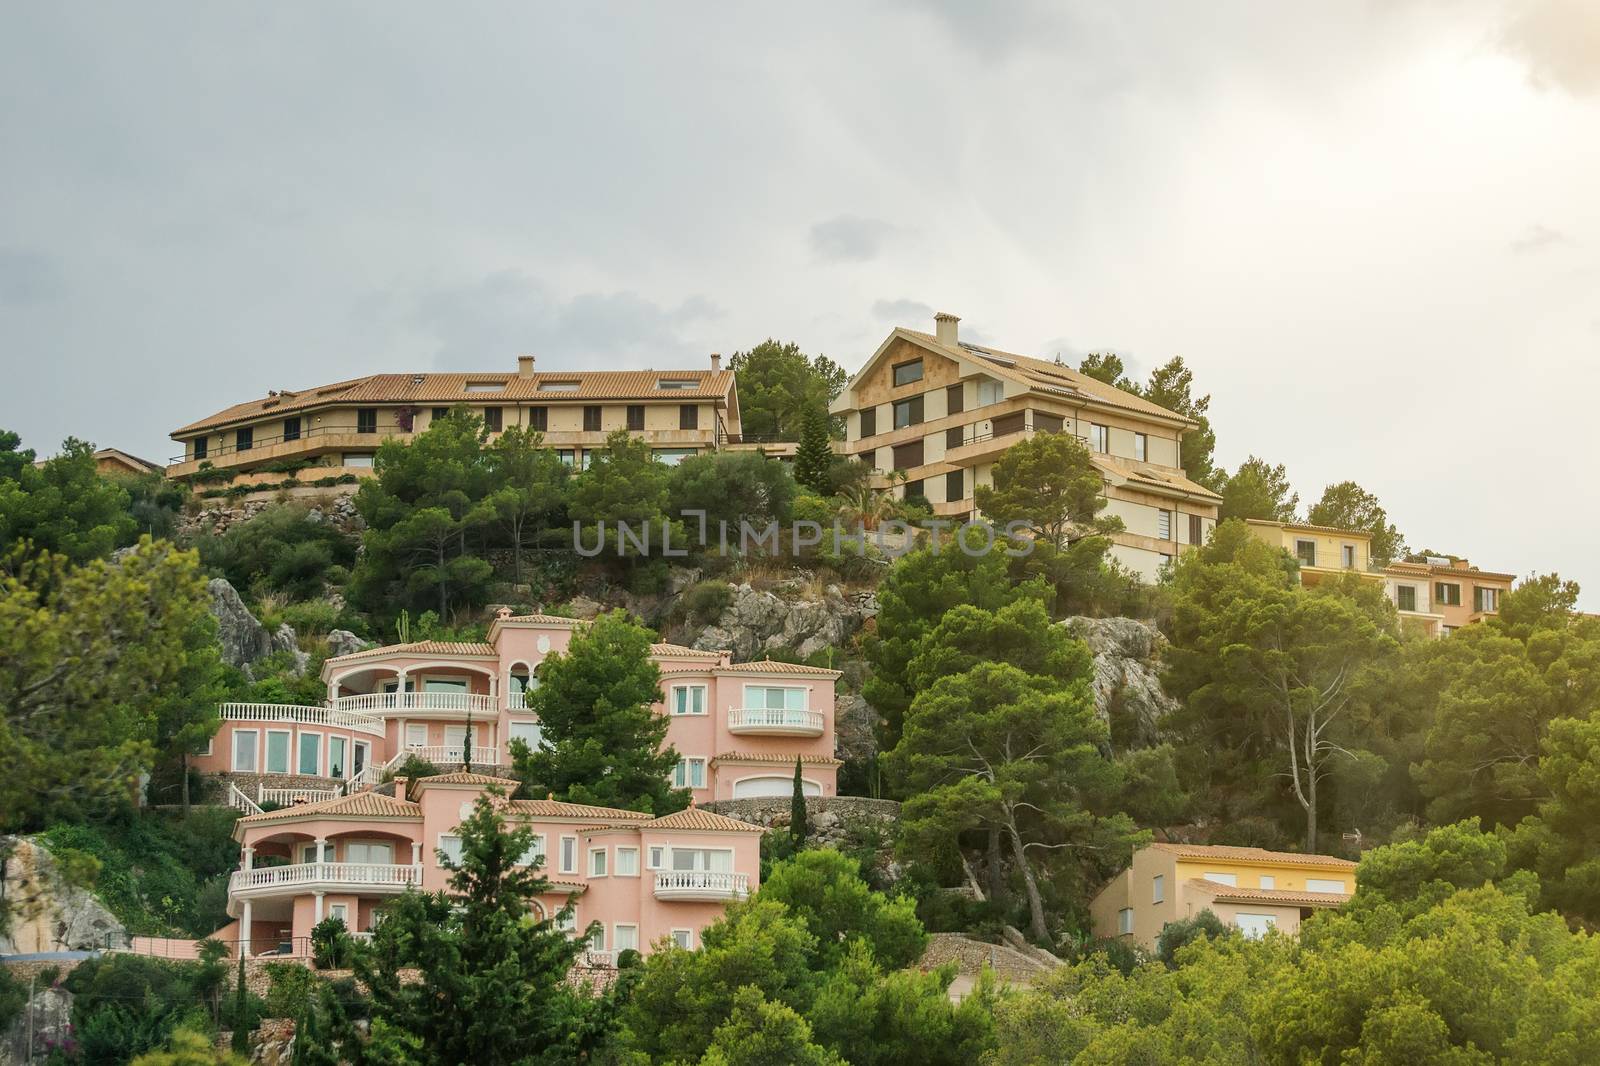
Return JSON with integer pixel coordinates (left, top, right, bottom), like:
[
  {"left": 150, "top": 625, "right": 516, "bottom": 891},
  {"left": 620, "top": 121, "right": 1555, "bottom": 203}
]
[
  {"left": 167, "top": 354, "right": 744, "bottom": 481},
  {"left": 829, "top": 312, "right": 1220, "bottom": 580}
]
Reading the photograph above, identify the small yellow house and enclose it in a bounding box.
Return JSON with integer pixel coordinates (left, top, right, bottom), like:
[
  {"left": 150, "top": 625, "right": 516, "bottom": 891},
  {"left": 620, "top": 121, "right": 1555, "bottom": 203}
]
[
  {"left": 1243, "top": 519, "right": 1382, "bottom": 588},
  {"left": 1089, "top": 843, "right": 1357, "bottom": 948}
]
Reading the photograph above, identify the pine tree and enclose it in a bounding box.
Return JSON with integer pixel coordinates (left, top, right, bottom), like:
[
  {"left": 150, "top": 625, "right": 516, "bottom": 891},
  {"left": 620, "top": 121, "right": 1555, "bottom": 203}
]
[
  {"left": 794, "top": 406, "right": 834, "bottom": 495},
  {"left": 791, "top": 757, "right": 810, "bottom": 848}
]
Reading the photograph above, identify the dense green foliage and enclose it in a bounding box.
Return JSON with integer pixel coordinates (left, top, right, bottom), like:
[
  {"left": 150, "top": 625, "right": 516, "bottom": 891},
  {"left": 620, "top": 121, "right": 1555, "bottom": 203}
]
[
  {"left": 727, "top": 340, "right": 847, "bottom": 441},
  {"left": 1074, "top": 354, "right": 1220, "bottom": 490},
  {"left": 195, "top": 503, "right": 358, "bottom": 602},
  {"left": 1216, "top": 455, "right": 1299, "bottom": 522},
  {"left": 1307, "top": 479, "right": 1406, "bottom": 566},
  {"left": 0, "top": 434, "right": 136, "bottom": 562}
]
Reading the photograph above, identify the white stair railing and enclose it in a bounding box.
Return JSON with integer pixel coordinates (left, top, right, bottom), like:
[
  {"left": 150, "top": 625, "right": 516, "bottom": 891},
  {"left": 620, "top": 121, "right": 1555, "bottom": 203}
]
[{"left": 227, "top": 783, "right": 263, "bottom": 816}]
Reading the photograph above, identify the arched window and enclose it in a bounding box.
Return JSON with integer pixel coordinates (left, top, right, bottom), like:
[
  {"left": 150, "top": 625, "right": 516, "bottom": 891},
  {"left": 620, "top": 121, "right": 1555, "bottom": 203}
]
[{"left": 508, "top": 663, "right": 538, "bottom": 708}]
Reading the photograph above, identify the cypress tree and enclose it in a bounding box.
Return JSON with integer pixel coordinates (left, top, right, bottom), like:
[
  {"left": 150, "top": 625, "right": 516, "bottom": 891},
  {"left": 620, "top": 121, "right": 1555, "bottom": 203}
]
[
  {"left": 794, "top": 406, "right": 833, "bottom": 495},
  {"left": 791, "top": 756, "right": 810, "bottom": 848}
]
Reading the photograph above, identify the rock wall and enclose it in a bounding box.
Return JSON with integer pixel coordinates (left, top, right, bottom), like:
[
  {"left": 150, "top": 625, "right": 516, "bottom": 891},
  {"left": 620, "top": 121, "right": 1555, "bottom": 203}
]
[
  {"left": 692, "top": 578, "right": 878, "bottom": 661},
  {"left": 0, "top": 837, "right": 127, "bottom": 955},
  {"left": 702, "top": 796, "right": 899, "bottom": 845},
  {"left": 208, "top": 579, "right": 306, "bottom": 674},
  {"left": 177, "top": 494, "right": 363, "bottom": 540},
  {"left": 1061, "top": 616, "right": 1178, "bottom": 748},
  {"left": 0, "top": 985, "right": 73, "bottom": 1066}
]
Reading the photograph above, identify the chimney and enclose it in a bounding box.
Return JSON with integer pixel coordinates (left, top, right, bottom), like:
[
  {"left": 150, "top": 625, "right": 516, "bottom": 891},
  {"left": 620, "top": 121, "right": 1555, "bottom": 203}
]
[
  {"left": 710, "top": 352, "right": 722, "bottom": 373},
  {"left": 934, "top": 312, "right": 960, "bottom": 346},
  {"left": 517, "top": 354, "right": 536, "bottom": 379},
  {"left": 394, "top": 776, "right": 409, "bottom": 802}
]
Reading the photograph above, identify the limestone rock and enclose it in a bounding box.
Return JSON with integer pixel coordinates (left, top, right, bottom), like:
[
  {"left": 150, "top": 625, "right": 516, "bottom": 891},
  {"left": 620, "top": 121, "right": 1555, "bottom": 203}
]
[
  {"left": 207, "top": 578, "right": 275, "bottom": 669},
  {"left": 0, "top": 986, "right": 74, "bottom": 1065},
  {"left": 833, "top": 692, "right": 879, "bottom": 766},
  {"left": 0, "top": 837, "right": 127, "bottom": 955},
  {"left": 1061, "top": 616, "right": 1179, "bottom": 747},
  {"left": 692, "top": 580, "right": 877, "bottom": 662},
  {"left": 271, "top": 624, "right": 309, "bottom": 677},
  {"left": 325, "top": 629, "right": 370, "bottom": 659}
]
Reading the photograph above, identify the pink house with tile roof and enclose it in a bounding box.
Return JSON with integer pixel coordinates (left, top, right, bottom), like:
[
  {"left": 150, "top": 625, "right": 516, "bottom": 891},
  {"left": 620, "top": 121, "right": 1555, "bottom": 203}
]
[
  {"left": 213, "top": 772, "right": 763, "bottom": 961},
  {"left": 192, "top": 609, "right": 841, "bottom": 810}
]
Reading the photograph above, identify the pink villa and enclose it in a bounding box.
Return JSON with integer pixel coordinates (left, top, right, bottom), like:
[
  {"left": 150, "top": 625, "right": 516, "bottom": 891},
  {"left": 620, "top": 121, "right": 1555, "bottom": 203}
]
[{"left": 192, "top": 609, "right": 842, "bottom": 959}]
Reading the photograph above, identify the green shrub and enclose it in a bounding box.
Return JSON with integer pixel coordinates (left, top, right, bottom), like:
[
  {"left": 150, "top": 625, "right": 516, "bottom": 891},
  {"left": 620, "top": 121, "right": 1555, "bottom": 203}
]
[
  {"left": 311, "top": 917, "right": 354, "bottom": 970},
  {"left": 0, "top": 966, "right": 27, "bottom": 1033},
  {"left": 678, "top": 580, "right": 733, "bottom": 625},
  {"left": 263, "top": 962, "right": 323, "bottom": 1019}
]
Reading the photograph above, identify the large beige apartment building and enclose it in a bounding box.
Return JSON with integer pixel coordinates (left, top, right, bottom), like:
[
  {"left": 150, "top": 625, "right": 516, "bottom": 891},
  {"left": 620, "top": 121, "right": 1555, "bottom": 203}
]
[
  {"left": 830, "top": 313, "right": 1220, "bottom": 580},
  {"left": 167, "top": 355, "right": 743, "bottom": 481}
]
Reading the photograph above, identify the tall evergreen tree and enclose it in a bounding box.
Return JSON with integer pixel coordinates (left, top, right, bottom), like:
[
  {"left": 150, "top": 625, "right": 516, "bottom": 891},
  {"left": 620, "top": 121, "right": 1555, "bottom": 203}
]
[
  {"left": 793, "top": 406, "right": 834, "bottom": 496},
  {"left": 790, "top": 757, "right": 810, "bottom": 849}
]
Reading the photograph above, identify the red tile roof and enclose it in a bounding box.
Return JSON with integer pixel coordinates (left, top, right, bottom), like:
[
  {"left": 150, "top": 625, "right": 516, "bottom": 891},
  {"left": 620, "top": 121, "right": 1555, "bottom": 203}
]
[
  {"left": 718, "top": 659, "right": 842, "bottom": 677},
  {"left": 507, "top": 799, "right": 653, "bottom": 823},
  {"left": 711, "top": 751, "right": 842, "bottom": 766},
  {"left": 1185, "top": 878, "right": 1350, "bottom": 907},
  {"left": 324, "top": 640, "right": 496, "bottom": 663},
  {"left": 235, "top": 791, "right": 420, "bottom": 826},
  {"left": 637, "top": 807, "right": 765, "bottom": 833},
  {"left": 1151, "top": 842, "right": 1356, "bottom": 869}
]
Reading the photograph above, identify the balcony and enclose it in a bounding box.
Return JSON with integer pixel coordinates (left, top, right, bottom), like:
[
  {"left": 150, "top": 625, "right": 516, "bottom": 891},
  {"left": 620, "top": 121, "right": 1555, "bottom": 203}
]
[
  {"left": 727, "top": 706, "right": 825, "bottom": 737},
  {"left": 229, "top": 862, "right": 421, "bottom": 899},
  {"left": 393, "top": 744, "right": 502, "bottom": 768},
  {"left": 220, "top": 702, "right": 386, "bottom": 737},
  {"left": 333, "top": 692, "right": 500, "bottom": 718},
  {"left": 653, "top": 871, "right": 750, "bottom": 902}
]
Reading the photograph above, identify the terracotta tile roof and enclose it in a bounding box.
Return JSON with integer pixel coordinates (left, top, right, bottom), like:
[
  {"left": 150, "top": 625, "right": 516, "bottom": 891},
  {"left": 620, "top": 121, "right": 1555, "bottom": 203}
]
[
  {"left": 898, "top": 329, "right": 1194, "bottom": 427},
  {"left": 507, "top": 799, "right": 654, "bottom": 822},
  {"left": 1150, "top": 842, "right": 1356, "bottom": 869},
  {"left": 638, "top": 807, "right": 766, "bottom": 833},
  {"left": 501, "top": 613, "right": 583, "bottom": 626},
  {"left": 1384, "top": 561, "right": 1516, "bottom": 582},
  {"left": 93, "top": 448, "right": 162, "bottom": 473},
  {"left": 1244, "top": 518, "right": 1373, "bottom": 541},
  {"left": 409, "top": 772, "right": 512, "bottom": 790},
  {"left": 718, "top": 659, "right": 842, "bottom": 677},
  {"left": 1184, "top": 878, "right": 1351, "bottom": 907},
  {"left": 235, "top": 791, "right": 421, "bottom": 826},
  {"left": 651, "top": 642, "right": 721, "bottom": 658},
  {"left": 1092, "top": 455, "right": 1223, "bottom": 503},
  {"left": 324, "top": 640, "right": 497, "bottom": 663},
  {"left": 711, "top": 751, "right": 843, "bottom": 766},
  {"left": 174, "top": 369, "right": 736, "bottom": 436}
]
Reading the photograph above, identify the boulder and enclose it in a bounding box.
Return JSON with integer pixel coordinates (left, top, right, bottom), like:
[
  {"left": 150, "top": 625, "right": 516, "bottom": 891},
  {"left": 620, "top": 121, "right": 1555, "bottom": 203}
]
[
  {"left": 1062, "top": 616, "right": 1179, "bottom": 747},
  {"left": 0, "top": 837, "right": 126, "bottom": 955},
  {"left": 0, "top": 986, "right": 74, "bottom": 1065},
  {"left": 208, "top": 578, "right": 274, "bottom": 669},
  {"left": 692, "top": 580, "right": 877, "bottom": 662},
  {"left": 325, "top": 629, "right": 370, "bottom": 659},
  {"left": 833, "top": 692, "right": 879, "bottom": 767}
]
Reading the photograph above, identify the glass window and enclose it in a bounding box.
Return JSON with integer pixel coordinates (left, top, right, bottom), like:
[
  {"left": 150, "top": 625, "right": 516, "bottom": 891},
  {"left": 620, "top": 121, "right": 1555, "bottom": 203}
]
[
  {"left": 357, "top": 408, "right": 377, "bottom": 434},
  {"left": 679, "top": 404, "right": 699, "bottom": 430},
  {"left": 482, "top": 406, "right": 503, "bottom": 432},
  {"left": 671, "top": 929, "right": 693, "bottom": 950},
  {"left": 892, "top": 396, "right": 923, "bottom": 429},
  {"left": 298, "top": 733, "right": 320, "bottom": 776},
  {"left": 1152, "top": 874, "right": 1165, "bottom": 903},
  {"left": 747, "top": 686, "right": 805, "bottom": 711},
  {"left": 673, "top": 686, "right": 706, "bottom": 715},
  {"left": 1157, "top": 510, "right": 1172, "bottom": 541},
  {"left": 1306, "top": 878, "right": 1347, "bottom": 893},
  {"left": 946, "top": 426, "right": 964, "bottom": 450},
  {"left": 673, "top": 758, "right": 706, "bottom": 789},
  {"left": 431, "top": 407, "right": 450, "bottom": 422},
  {"left": 945, "top": 469, "right": 964, "bottom": 501},
  {"left": 328, "top": 736, "right": 347, "bottom": 778},
  {"left": 946, "top": 383, "right": 964, "bottom": 414},
  {"left": 1118, "top": 908, "right": 1133, "bottom": 935},
  {"left": 859, "top": 407, "right": 877, "bottom": 437},
  {"left": 1236, "top": 913, "right": 1277, "bottom": 939},
  {"left": 653, "top": 448, "right": 697, "bottom": 465},
  {"left": 616, "top": 848, "right": 639, "bottom": 877},
  {"left": 1341, "top": 544, "right": 1356, "bottom": 568},
  {"left": 583, "top": 405, "right": 603, "bottom": 431},
  {"left": 329, "top": 904, "right": 348, "bottom": 924},
  {"left": 976, "top": 379, "right": 1004, "bottom": 406},
  {"left": 626, "top": 405, "right": 645, "bottom": 431},
  {"left": 1397, "top": 586, "right": 1417, "bottom": 612},
  {"left": 508, "top": 720, "right": 543, "bottom": 751},
  {"left": 529, "top": 406, "right": 549, "bottom": 431},
  {"left": 438, "top": 834, "right": 463, "bottom": 866},
  {"left": 587, "top": 927, "right": 605, "bottom": 952},
  {"left": 555, "top": 909, "right": 577, "bottom": 933},
  {"left": 423, "top": 677, "right": 469, "bottom": 692},
  {"left": 648, "top": 845, "right": 666, "bottom": 869},
  {"left": 1203, "top": 872, "right": 1238, "bottom": 886},
  {"left": 1436, "top": 582, "right": 1462, "bottom": 606},
  {"left": 590, "top": 848, "right": 608, "bottom": 877},
  {"left": 236, "top": 426, "right": 254, "bottom": 452},
  {"left": 284, "top": 417, "right": 302, "bottom": 442},
  {"left": 520, "top": 835, "right": 546, "bottom": 868},
  {"left": 265, "top": 731, "right": 291, "bottom": 774},
  {"left": 1134, "top": 432, "right": 1147, "bottom": 461},
  {"left": 670, "top": 848, "right": 732, "bottom": 872},
  {"left": 1089, "top": 424, "right": 1108, "bottom": 453},
  {"left": 347, "top": 841, "right": 393, "bottom": 864},
  {"left": 615, "top": 925, "right": 639, "bottom": 952},
  {"left": 892, "top": 359, "right": 924, "bottom": 387},
  {"left": 233, "top": 731, "right": 258, "bottom": 772},
  {"left": 1259, "top": 875, "right": 1275, "bottom": 889},
  {"left": 560, "top": 837, "right": 577, "bottom": 874},
  {"left": 192, "top": 436, "right": 208, "bottom": 460},
  {"left": 539, "top": 381, "right": 580, "bottom": 392},
  {"left": 1296, "top": 540, "right": 1317, "bottom": 567}
]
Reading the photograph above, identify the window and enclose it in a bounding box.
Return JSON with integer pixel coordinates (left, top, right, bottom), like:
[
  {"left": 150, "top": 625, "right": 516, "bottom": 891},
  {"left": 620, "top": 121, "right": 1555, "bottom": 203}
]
[
  {"left": 1436, "top": 582, "right": 1461, "bottom": 606},
  {"left": 555, "top": 909, "right": 577, "bottom": 933},
  {"left": 657, "top": 379, "right": 697, "bottom": 390},
  {"left": 859, "top": 407, "right": 877, "bottom": 437},
  {"left": 586, "top": 927, "right": 606, "bottom": 952},
  {"left": 284, "top": 417, "right": 301, "bottom": 442},
  {"left": 946, "top": 426, "right": 964, "bottom": 450},
  {"left": 992, "top": 411, "right": 1025, "bottom": 437},
  {"left": 648, "top": 845, "right": 666, "bottom": 870},
  {"left": 1189, "top": 514, "right": 1204, "bottom": 545},
  {"left": 583, "top": 405, "right": 603, "bottom": 432},
  {"left": 1203, "top": 872, "right": 1238, "bottom": 886},
  {"left": 903, "top": 479, "right": 924, "bottom": 503},
  {"left": 1306, "top": 878, "right": 1347, "bottom": 893},
  {"left": 1296, "top": 540, "right": 1317, "bottom": 567},
  {"left": 464, "top": 381, "right": 505, "bottom": 393},
  {"left": 1157, "top": 510, "right": 1173, "bottom": 541},
  {"left": 1118, "top": 908, "right": 1134, "bottom": 935},
  {"left": 330, "top": 904, "right": 348, "bottom": 924},
  {"left": 1088, "top": 424, "right": 1108, "bottom": 453},
  {"left": 946, "top": 383, "right": 964, "bottom": 414},
  {"left": 519, "top": 835, "right": 546, "bottom": 868},
  {"left": 945, "top": 469, "right": 964, "bottom": 501},
  {"left": 891, "top": 439, "right": 924, "bottom": 470},
  {"left": 1134, "top": 432, "right": 1147, "bottom": 461},
  {"left": 976, "top": 379, "right": 1004, "bottom": 406},
  {"left": 529, "top": 405, "right": 549, "bottom": 431},
  {"left": 539, "top": 381, "right": 580, "bottom": 392},
  {"left": 672, "top": 685, "right": 706, "bottom": 715},
  {"left": 431, "top": 407, "right": 449, "bottom": 421},
  {"left": 654, "top": 448, "right": 696, "bottom": 465},
  {"left": 559, "top": 836, "right": 577, "bottom": 874},
  {"left": 265, "top": 730, "right": 291, "bottom": 774},
  {"left": 1475, "top": 587, "right": 1499, "bottom": 613},
  {"left": 357, "top": 408, "right": 378, "bottom": 434},
  {"left": 557, "top": 449, "right": 575, "bottom": 467},
  {"left": 1397, "top": 585, "right": 1417, "bottom": 612},
  {"left": 347, "top": 841, "right": 393, "bottom": 864},
  {"left": 670, "top": 848, "right": 732, "bottom": 872},
  {"left": 674, "top": 758, "right": 707, "bottom": 789},
  {"left": 298, "top": 732, "right": 321, "bottom": 776},
  {"left": 615, "top": 924, "right": 639, "bottom": 952},
  {"left": 616, "top": 848, "right": 639, "bottom": 876},
  {"left": 193, "top": 736, "right": 214, "bottom": 757},
  {"left": 232, "top": 731, "right": 258, "bottom": 772},
  {"left": 589, "top": 848, "right": 608, "bottom": 877},
  {"left": 626, "top": 404, "right": 645, "bottom": 431},
  {"left": 236, "top": 426, "right": 254, "bottom": 452},
  {"left": 482, "top": 406, "right": 502, "bottom": 432},
  {"left": 892, "top": 359, "right": 924, "bottom": 387},
  {"left": 1341, "top": 544, "right": 1356, "bottom": 569},
  {"left": 1259, "top": 875, "right": 1275, "bottom": 889},
  {"left": 892, "top": 395, "right": 924, "bottom": 429},
  {"left": 747, "top": 686, "right": 805, "bottom": 711},
  {"left": 1033, "top": 412, "right": 1064, "bottom": 434},
  {"left": 509, "top": 668, "right": 536, "bottom": 703},
  {"left": 671, "top": 929, "right": 693, "bottom": 950},
  {"left": 1152, "top": 875, "right": 1165, "bottom": 903},
  {"left": 1235, "top": 913, "right": 1277, "bottom": 939},
  {"left": 343, "top": 453, "right": 374, "bottom": 468},
  {"left": 438, "top": 834, "right": 463, "bottom": 866},
  {"left": 508, "top": 720, "right": 543, "bottom": 751},
  {"left": 679, "top": 404, "right": 699, "bottom": 430},
  {"left": 192, "top": 436, "right": 208, "bottom": 460}
]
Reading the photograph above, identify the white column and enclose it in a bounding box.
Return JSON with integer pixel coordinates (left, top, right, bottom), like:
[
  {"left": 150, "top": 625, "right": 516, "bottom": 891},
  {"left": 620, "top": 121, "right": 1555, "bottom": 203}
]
[
  {"left": 489, "top": 722, "right": 498, "bottom": 764},
  {"left": 412, "top": 841, "right": 423, "bottom": 868},
  {"left": 240, "top": 899, "right": 252, "bottom": 958},
  {"left": 313, "top": 891, "right": 324, "bottom": 924},
  {"left": 314, "top": 837, "right": 329, "bottom": 863},
  {"left": 242, "top": 847, "right": 254, "bottom": 871}
]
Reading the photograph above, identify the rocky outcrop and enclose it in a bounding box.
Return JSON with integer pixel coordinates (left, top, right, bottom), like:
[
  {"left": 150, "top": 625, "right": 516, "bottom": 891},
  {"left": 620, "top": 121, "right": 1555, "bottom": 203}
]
[
  {"left": 833, "top": 693, "right": 879, "bottom": 767},
  {"left": 325, "top": 629, "right": 370, "bottom": 659},
  {"left": 177, "top": 494, "right": 364, "bottom": 540},
  {"left": 0, "top": 985, "right": 73, "bottom": 1065},
  {"left": 1061, "top": 616, "right": 1179, "bottom": 748},
  {"left": 702, "top": 797, "right": 902, "bottom": 882},
  {"left": 0, "top": 837, "right": 126, "bottom": 955},
  {"left": 206, "top": 580, "right": 307, "bottom": 677},
  {"left": 693, "top": 578, "right": 878, "bottom": 661}
]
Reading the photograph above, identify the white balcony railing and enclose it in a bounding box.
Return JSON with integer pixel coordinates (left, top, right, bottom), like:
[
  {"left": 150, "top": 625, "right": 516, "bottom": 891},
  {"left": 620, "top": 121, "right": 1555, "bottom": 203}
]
[
  {"left": 220, "top": 702, "right": 386, "bottom": 737},
  {"left": 578, "top": 949, "right": 616, "bottom": 968},
  {"left": 258, "top": 786, "right": 338, "bottom": 807},
  {"left": 393, "top": 744, "right": 501, "bottom": 768},
  {"left": 727, "top": 707, "right": 825, "bottom": 737},
  {"left": 653, "top": 871, "right": 750, "bottom": 901},
  {"left": 333, "top": 692, "right": 499, "bottom": 717},
  {"left": 227, "top": 783, "right": 263, "bottom": 816},
  {"left": 230, "top": 862, "right": 421, "bottom": 894}
]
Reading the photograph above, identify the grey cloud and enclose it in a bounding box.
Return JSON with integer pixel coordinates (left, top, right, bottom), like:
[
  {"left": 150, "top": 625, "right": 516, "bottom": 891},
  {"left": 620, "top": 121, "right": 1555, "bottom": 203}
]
[
  {"left": 0, "top": 249, "right": 63, "bottom": 306},
  {"left": 872, "top": 298, "right": 935, "bottom": 322},
  {"left": 1510, "top": 223, "right": 1571, "bottom": 253},
  {"left": 409, "top": 270, "right": 720, "bottom": 369},
  {"left": 809, "top": 216, "right": 899, "bottom": 263},
  {"left": 1498, "top": 0, "right": 1600, "bottom": 95}
]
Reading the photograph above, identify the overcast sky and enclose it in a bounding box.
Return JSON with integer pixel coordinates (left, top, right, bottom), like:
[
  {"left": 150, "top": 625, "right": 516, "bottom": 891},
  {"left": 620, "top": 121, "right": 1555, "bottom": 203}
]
[{"left": 2, "top": 2, "right": 1597, "bottom": 603}]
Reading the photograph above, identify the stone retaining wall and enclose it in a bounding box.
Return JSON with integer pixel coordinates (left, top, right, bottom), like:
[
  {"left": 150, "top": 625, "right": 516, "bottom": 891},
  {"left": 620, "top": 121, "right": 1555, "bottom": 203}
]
[{"left": 702, "top": 796, "right": 899, "bottom": 841}]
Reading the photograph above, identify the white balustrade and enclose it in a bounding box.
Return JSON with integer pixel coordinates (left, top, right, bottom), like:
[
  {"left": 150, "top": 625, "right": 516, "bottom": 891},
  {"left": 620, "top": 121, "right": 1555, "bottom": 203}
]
[
  {"left": 332, "top": 692, "right": 499, "bottom": 716},
  {"left": 227, "top": 783, "right": 263, "bottom": 816},
  {"left": 258, "top": 786, "right": 337, "bottom": 807},
  {"left": 726, "top": 706, "right": 825, "bottom": 736},
  {"left": 220, "top": 702, "right": 385, "bottom": 737},
  {"left": 653, "top": 871, "right": 750, "bottom": 900},
  {"left": 229, "top": 862, "right": 421, "bottom": 893},
  {"left": 395, "top": 744, "right": 501, "bottom": 768}
]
